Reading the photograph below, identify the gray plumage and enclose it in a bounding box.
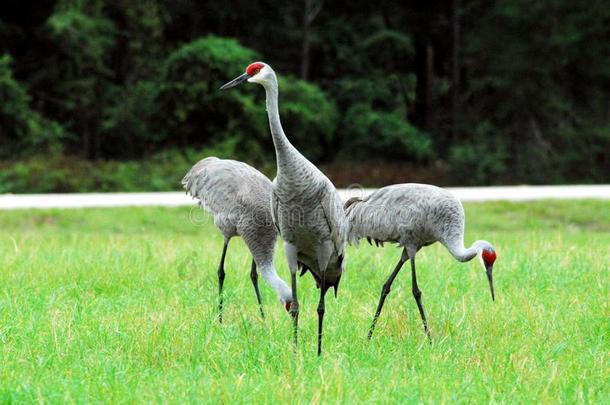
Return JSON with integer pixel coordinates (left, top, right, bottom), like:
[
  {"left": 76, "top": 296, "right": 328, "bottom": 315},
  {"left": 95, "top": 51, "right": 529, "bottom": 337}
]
[
  {"left": 345, "top": 183, "right": 497, "bottom": 339},
  {"left": 221, "top": 62, "right": 347, "bottom": 355},
  {"left": 346, "top": 184, "right": 467, "bottom": 256},
  {"left": 182, "top": 157, "right": 292, "bottom": 319},
  {"left": 271, "top": 156, "right": 348, "bottom": 289}
]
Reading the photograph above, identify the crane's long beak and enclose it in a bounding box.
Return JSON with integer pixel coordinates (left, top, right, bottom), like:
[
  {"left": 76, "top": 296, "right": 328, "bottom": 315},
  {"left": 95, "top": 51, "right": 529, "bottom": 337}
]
[
  {"left": 220, "top": 73, "right": 249, "bottom": 90},
  {"left": 485, "top": 264, "right": 495, "bottom": 301}
]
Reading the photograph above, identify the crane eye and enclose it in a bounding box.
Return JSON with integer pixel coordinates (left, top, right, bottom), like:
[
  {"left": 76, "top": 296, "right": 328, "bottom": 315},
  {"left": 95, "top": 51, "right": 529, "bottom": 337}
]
[{"left": 251, "top": 68, "right": 261, "bottom": 75}]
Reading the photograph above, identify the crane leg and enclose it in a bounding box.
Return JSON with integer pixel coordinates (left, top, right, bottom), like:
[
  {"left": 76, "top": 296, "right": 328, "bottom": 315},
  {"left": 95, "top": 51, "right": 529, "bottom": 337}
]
[
  {"left": 290, "top": 272, "right": 299, "bottom": 348},
  {"left": 317, "top": 283, "right": 329, "bottom": 356},
  {"left": 217, "top": 241, "right": 229, "bottom": 323},
  {"left": 285, "top": 243, "right": 300, "bottom": 350},
  {"left": 250, "top": 259, "right": 265, "bottom": 319},
  {"left": 410, "top": 255, "right": 431, "bottom": 342},
  {"left": 315, "top": 241, "right": 333, "bottom": 356},
  {"left": 368, "top": 249, "right": 408, "bottom": 339}
]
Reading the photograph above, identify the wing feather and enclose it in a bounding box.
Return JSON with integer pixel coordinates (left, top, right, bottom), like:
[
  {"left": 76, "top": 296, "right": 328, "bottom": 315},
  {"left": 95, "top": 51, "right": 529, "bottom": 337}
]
[
  {"left": 320, "top": 182, "right": 348, "bottom": 257},
  {"left": 270, "top": 179, "right": 281, "bottom": 235},
  {"left": 182, "top": 157, "right": 272, "bottom": 218},
  {"left": 345, "top": 184, "right": 420, "bottom": 245},
  {"left": 344, "top": 183, "right": 460, "bottom": 246}
]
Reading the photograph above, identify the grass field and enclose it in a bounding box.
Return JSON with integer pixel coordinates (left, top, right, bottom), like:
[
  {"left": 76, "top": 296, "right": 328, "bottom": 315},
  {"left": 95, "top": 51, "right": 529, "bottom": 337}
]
[{"left": 0, "top": 200, "right": 608, "bottom": 403}]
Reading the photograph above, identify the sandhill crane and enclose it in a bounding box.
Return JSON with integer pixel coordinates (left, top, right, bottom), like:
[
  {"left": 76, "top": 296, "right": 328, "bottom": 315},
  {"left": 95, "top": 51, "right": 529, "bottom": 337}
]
[
  {"left": 221, "top": 62, "right": 347, "bottom": 355},
  {"left": 182, "top": 157, "right": 292, "bottom": 322},
  {"left": 344, "top": 183, "right": 497, "bottom": 340}
]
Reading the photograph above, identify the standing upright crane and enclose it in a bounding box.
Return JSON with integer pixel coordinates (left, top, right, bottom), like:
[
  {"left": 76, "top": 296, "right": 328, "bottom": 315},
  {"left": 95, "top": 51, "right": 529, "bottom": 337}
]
[
  {"left": 183, "top": 157, "right": 292, "bottom": 321},
  {"left": 221, "top": 62, "right": 347, "bottom": 355},
  {"left": 344, "top": 183, "right": 497, "bottom": 340}
]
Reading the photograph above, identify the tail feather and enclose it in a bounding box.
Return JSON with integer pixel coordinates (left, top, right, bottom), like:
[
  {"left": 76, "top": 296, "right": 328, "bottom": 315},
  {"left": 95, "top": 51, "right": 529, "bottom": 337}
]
[
  {"left": 344, "top": 196, "right": 363, "bottom": 210},
  {"left": 345, "top": 195, "right": 395, "bottom": 247}
]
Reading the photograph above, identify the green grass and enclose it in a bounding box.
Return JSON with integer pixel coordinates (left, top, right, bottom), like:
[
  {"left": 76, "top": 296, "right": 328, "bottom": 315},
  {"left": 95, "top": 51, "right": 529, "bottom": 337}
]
[{"left": 0, "top": 200, "right": 608, "bottom": 403}]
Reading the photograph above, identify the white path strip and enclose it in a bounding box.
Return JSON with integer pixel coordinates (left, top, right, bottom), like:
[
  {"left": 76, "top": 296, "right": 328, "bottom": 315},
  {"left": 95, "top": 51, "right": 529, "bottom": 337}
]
[{"left": 0, "top": 185, "right": 609, "bottom": 210}]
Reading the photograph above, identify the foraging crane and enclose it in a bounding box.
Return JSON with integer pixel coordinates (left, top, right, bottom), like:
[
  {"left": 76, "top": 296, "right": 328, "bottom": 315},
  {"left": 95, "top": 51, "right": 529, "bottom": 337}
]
[
  {"left": 182, "top": 157, "right": 292, "bottom": 322},
  {"left": 221, "top": 62, "right": 347, "bottom": 355},
  {"left": 344, "top": 183, "right": 497, "bottom": 340}
]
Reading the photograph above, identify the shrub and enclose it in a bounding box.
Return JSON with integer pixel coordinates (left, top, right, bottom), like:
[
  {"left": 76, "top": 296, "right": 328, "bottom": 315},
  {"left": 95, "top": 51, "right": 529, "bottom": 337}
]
[
  {"left": 340, "top": 104, "right": 432, "bottom": 162},
  {"left": 156, "top": 36, "right": 339, "bottom": 163},
  {"left": 448, "top": 122, "right": 509, "bottom": 185},
  {"left": 276, "top": 76, "right": 338, "bottom": 161},
  {"left": 0, "top": 149, "right": 275, "bottom": 193},
  {"left": 0, "top": 55, "right": 65, "bottom": 158},
  {"left": 157, "top": 36, "right": 264, "bottom": 158}
]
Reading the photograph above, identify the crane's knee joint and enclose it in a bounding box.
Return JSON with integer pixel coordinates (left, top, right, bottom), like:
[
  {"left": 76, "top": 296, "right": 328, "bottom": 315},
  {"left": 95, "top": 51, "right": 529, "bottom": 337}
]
[
  {"left": 381, "top": 283, "right": 392, "bottom": 296},
  {"left": 290, "top": 302, "right": 299, "bottom": 318},
  {"left": 412, "top": 288, "right": 422, "bottom": 299},
  {"left": 317, "top": 304, "right": 325, "bottom": 317}
]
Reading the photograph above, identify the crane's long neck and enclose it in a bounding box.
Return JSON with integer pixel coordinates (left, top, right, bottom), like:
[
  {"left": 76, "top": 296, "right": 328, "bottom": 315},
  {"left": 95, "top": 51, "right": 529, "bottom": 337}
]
[
  {"left": 263, "top": 78, "right": 296, "bottom": 163},
  {"left": 259, "top": 261, "right": 292, "bottom": 303},
  {"left": 445, "top": 239, "right": 483, "bottom": 263}
]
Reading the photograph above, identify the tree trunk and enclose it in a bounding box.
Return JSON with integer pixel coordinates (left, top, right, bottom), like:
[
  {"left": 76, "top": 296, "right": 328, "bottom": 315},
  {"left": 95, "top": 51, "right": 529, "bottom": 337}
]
[
  {"left": 414, "top": 38, "right": 434, "bottom": 131},
  {"left": 450, "top": 0, "right": 461, "bottom": 140},
  {"left": 301, "top": 0, "right": 322, "bottom": 80},
  {"left": 83, "top": 130, "right": 90, "bottom": 159}
]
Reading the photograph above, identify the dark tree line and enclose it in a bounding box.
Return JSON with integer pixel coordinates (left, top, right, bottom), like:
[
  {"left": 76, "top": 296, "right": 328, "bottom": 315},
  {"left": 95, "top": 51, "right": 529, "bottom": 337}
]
[{"left": 1, "top": 0, "right": 609, "bottom": 187}]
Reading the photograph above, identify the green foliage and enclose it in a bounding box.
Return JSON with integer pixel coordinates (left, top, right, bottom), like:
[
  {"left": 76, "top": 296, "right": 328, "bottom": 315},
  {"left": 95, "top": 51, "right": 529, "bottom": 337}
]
[
  {"left": 342, "top": 104, "right": 432, "bottom": 161},
  {"left": 459, "top": 0, "right": 610, "bottom": 183},
  {"left": 0, "top": 0, "right": 608, "bottom": 186},
  {"left": 157, "top": 35, "right": 264, "bottom": 159},
  {"left": 331, "top": 76, "right": 416, "bottom": 112},
  {"left": 0, "top": 145, "right": 281, "bottom": 193},
  {"left": 157, "top": 36, "right": 339, "bottom": 163},
  {"left": 0, "top": 150, "right": 193, "bottom": 193},
  {"left": 330, "top": 75, "right": 430, "bottom": 162},
  {"left": 554, "top": 124, "right": 610, "bottom": 183},
  {"left": 449, "top": 122, "right": 509, "bottom": 185},
  {"left": 0, "top": 55, "right": 65, "bottom": 157},
  {"left": 277, "top": 76, "right": 339, "bottom": 161},
  {"left": 100, "top": 80, "right": 161, "bottom": 156},
  {"left": 47, "top": 1, "right": 115, "bottom": 74},
  {"left": 116, "top": 1, "right": 169, "bottom": 79},
  {"left": 41, "top": 0, "right": 117, "bottom": 158}
]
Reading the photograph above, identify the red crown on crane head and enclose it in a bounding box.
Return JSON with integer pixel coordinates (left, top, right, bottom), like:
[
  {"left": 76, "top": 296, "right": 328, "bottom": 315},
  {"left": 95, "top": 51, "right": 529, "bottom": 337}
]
[
  {"left": 482, "top": 248, "right": 497, "bottom": 265},
  {"left": 246, "top": 62, "right": 264, "bottom": 76}
]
